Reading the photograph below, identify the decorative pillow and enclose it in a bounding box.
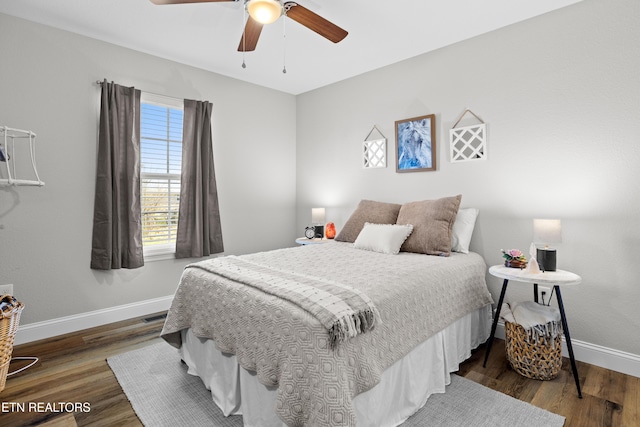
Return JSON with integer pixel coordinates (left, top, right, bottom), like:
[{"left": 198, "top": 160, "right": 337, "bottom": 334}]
[
  {"left": 451, "top": 208, "right": 479, "bottom": 254},
  {"left": 353, "top": 223, "right": 414, "bottom": 255},
  {"left": 335, "top": 200, "right": 402, "bottom": 243},
  {"left": 396, "top": 195, "right": 462, "bottom": 256}
]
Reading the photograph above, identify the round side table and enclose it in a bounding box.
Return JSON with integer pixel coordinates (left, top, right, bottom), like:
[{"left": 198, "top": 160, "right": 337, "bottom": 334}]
[{"left": 484, "top": 265, "right": 583, "bottom": 398}]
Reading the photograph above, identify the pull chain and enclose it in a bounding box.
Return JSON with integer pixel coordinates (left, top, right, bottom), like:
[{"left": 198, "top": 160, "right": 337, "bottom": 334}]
[
  {"left": 282, "top": 7, "right": 287, "bottom": 74},
  {"left": 241, "top": 1, "right": 247, "bottom": 69}
]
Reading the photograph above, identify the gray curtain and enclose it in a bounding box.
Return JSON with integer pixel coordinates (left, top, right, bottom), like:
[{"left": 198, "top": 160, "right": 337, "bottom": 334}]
[
  {"left": 175, "top": 99, "right": 224, "bottom": 258},
  {"left": 90, "top": 80, "right": 144, "bottom": 269}
]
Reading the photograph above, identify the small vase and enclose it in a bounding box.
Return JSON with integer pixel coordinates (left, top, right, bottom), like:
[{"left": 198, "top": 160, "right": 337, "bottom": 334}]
[{"left": 505, "top": 259, "right": 527, "bottom": 269}]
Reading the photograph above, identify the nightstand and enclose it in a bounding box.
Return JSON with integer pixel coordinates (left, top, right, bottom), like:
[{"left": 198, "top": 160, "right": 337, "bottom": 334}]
[
  {"left": 483, "top": 265, "right": 583, "bottom": 398},
  {"left": 295, "top": 237, "right": 330, "bottom": 245}
]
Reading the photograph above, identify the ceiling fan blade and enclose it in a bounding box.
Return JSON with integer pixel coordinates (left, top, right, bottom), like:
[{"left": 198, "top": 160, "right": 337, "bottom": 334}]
[
  {"left": 149, "top": 0, "right": 233, "bottom": 5},
  {"left": 238, "top": 18, "right": 264, "bottom": 52},
  {"left": 284, "top": 2, "right": 348, "bottom": 43}
]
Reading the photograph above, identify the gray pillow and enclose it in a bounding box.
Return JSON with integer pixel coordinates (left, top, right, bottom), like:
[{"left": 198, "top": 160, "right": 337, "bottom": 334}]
[
  {"left": 397, "top": 195, "right": 462, "bottom": 256},
  {"left": 335, "top": 200, "right": 402, "bottom": 243}
]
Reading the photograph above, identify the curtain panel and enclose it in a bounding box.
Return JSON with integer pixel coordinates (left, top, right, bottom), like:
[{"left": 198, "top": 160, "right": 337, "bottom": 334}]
[
  {"left": 90, "top": 80, "right": 144, "bottom": 270},
  {"left": 176, "top": 99, "right": 224, "bottom": 258}
]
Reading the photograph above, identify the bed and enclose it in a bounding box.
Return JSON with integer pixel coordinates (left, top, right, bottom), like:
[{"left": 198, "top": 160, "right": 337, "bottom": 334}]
[{"left": 161, "top": 197, "right": 494, "bottom": 427}]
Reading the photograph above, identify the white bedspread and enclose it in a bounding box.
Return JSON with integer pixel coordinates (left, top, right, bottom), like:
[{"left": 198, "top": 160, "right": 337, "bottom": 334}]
[{"left": 162, "top": 241, "right": 493, "bottom": 427}]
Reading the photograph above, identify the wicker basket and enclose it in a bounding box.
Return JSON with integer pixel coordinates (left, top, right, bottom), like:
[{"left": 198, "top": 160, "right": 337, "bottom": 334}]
[
  {"left": 0, "top": 295, "right": 24, "bottom": 392},
  {"left": 504, "top": 320, "right": 562, "bottom": 380}
]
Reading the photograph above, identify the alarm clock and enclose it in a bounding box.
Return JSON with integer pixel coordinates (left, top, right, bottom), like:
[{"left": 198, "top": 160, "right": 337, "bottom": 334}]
[{"left": 304, "top": 226, "right": 315, "bottom": 239}]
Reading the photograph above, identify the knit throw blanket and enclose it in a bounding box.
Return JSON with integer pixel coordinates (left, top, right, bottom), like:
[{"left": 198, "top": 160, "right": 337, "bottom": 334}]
[
  {"left": 501, "top": 301, "right": 563, "bottom": 347},
  {"left": 188, "top": 256, "right": 380, "bottom": 348}
]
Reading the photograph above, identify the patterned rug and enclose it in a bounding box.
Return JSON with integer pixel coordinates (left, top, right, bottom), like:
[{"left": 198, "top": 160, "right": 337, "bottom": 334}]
[{"left": 108, "top": 342, "right": 565, "bottom": 427}]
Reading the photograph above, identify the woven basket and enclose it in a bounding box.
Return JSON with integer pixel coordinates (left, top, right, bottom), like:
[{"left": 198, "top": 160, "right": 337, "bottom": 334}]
[
  {"left": 504, "top": 320, "right": 562, "bottom": 380},
  {"left": 0, "top": 295, "right": 24, "bottom": 392}
]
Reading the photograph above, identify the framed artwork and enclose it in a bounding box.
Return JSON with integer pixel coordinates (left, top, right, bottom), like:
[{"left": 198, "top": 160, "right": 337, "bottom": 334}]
[{"left": 395, "top": 114, "right": 436, "bottom": 172}]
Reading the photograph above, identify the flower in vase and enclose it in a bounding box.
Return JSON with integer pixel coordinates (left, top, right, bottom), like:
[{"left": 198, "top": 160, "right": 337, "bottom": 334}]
[{"left": 501, "top": 248, "right": 527, "bottom": 262}]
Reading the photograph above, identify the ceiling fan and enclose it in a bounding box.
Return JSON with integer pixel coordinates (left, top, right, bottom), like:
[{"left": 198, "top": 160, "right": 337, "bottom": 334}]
[{"left": 149, "top": 0, "right": 348, "bottom": 52}]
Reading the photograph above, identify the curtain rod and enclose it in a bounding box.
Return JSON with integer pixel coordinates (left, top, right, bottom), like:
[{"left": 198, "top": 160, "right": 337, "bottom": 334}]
[{"left": 95, "top": 79, "right": 183, "bottom": 103}]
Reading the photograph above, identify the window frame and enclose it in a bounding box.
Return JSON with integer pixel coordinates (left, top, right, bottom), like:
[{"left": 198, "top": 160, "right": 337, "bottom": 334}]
[{"left": 140, "top": 92, "right": 184, "bottom": 261}]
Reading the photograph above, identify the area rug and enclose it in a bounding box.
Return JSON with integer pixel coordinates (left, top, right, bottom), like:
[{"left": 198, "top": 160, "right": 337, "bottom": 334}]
[{"left": 108, "top": 342, "right": 565, "bottom": 427}]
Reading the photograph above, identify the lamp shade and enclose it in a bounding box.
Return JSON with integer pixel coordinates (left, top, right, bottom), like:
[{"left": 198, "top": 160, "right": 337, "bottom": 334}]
[
  {"left": 533, "top": 219, "right": 562, "bottom": 247},
  {"left": 247, "top": 0, "right": 282, "bottom": 24},
  {"left": 311, "top": 208, "right": 325, "bottom": 224}
]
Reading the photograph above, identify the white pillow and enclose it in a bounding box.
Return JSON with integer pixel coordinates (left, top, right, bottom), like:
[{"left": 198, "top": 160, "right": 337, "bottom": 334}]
[
  {"left": 353, "top": 223, "right": 414, "bottom": 255},
  {"left": 451, "top": 208, "right": 479, "bottom": 254}
]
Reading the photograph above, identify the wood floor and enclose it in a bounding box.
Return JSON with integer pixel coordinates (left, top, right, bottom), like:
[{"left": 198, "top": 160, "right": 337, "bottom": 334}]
[{"left": 1, "top": 312, "right": 638, "bottom": 426}]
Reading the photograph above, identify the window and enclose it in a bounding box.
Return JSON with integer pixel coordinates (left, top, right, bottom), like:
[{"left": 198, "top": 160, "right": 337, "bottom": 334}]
[{"left": 140, "top": 93, "right": 184, "bottom": 258}]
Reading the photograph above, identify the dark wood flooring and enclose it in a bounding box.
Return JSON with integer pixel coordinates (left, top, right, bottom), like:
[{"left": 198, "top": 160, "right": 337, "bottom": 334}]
[{"left": 1, "top": 312, "right": 638, "bottom": 426}]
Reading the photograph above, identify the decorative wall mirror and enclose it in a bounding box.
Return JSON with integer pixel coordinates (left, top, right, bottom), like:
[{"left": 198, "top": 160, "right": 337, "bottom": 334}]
[
  {"left": 449, "top": 109, "right": 487, "bottom": 163},
  {"left": 363, "top": 125, "right": 387, "bottom": 168}
]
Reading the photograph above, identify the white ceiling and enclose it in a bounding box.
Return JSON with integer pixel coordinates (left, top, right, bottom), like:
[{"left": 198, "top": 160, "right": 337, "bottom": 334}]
[{"left": 0, "top": 0, "right": 582, "bottom": 95}]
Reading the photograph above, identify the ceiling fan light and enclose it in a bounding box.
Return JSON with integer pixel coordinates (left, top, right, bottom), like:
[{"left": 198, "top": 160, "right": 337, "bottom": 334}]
[{"left": 247, "top": 0, "right": 282, "bottom": 25}]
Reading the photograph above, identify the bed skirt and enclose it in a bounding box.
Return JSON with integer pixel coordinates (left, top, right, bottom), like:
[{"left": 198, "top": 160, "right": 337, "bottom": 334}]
[{"left": 180, "top": 304, "right": 491, "bottom": 427}]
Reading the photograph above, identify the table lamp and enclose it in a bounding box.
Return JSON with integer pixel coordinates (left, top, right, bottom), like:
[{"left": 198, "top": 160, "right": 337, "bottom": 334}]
[
  {"left": 533, "top": 219, "right": 562, "bottom": 271},
  {"left": 311, "top": 208, "right": 325, "bottom": 238}
]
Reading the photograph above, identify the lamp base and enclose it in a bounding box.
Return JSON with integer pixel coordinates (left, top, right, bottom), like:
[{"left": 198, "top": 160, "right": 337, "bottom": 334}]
[{"left": 536, "top": 248, "right": 557, "bottom": 272}]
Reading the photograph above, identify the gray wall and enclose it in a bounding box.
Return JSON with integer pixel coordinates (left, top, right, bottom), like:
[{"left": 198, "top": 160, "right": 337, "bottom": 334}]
[
  {"left": 0, "top": 13, "right": 297, "bottom": 325},
  {"left": 2, "top": 0, "right": 639, "bottom": 358},
  {"left": 296, "top": 0, "right": 640, "bottom": 355}
]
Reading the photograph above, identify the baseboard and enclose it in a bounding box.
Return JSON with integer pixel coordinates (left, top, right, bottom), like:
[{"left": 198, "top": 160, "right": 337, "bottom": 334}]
[
  {"left": 13, "top": 299, "right": 640, "bottom": 378},
  {"left": 495, "top": 321, "right": 640, "bottom": 379},
  {"left": 14, "top": 295, "right": 174, "bottom": 346}
]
